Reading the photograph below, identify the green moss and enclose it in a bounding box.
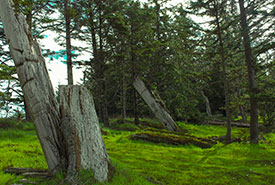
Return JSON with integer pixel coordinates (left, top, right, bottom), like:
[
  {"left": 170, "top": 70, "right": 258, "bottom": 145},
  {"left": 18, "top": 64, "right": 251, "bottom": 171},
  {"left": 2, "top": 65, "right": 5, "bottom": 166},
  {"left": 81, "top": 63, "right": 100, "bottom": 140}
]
[
  {"left": 117, "top": 123, "right": 139, "bottom": 131},
  {"left": 109, "top": 118, "right": 139, "bottom": 131},
  {"left": 1, "top": 118, "right": 274, "bottom": 185},
  {"left": 0, "top": 119, "right": 34, "bottom": 131},
  {"left": 130, "top": 130, "right": 215, "bottom": 148}
]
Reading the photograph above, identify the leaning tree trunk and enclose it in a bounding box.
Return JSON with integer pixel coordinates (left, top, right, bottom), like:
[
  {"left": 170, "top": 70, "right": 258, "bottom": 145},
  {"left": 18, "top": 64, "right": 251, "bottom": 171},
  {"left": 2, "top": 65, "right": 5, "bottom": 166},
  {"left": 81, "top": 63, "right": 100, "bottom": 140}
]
[
  {"left": 201, "top": 90, "right": 213, "bottom": 120},
  {"left": 133, "top": 78, "right": 180, "bottom": 131},
  {"left": 0, "top": 0, "right": 111, "bottom": 182},
  {"left": 0, "top": 0, "right": 61, "bottom": 173},
  {"left": 23, "top": 98, "right": 32, "bottom": 122}
]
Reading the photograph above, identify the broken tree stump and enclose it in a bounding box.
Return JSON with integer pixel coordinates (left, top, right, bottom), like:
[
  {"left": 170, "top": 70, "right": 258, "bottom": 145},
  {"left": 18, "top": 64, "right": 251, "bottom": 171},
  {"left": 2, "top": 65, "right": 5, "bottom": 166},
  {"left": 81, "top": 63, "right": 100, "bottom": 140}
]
[
  {"left": 59, "top": 85, "right": 111, "bottom": 182},
  {"left": 133, "top": 78, "right": 180, "bottom": 131}
]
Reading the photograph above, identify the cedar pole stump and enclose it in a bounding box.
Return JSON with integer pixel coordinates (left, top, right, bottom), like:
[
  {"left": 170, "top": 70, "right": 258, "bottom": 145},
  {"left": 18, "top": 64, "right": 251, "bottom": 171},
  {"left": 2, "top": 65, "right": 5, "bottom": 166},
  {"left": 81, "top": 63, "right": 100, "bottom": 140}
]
[
  {"left": 133, "top": 78, "right": 180, "bottom": 131},
  {"left": 0, "top": 0, "right": 112, "bottom": 182}
]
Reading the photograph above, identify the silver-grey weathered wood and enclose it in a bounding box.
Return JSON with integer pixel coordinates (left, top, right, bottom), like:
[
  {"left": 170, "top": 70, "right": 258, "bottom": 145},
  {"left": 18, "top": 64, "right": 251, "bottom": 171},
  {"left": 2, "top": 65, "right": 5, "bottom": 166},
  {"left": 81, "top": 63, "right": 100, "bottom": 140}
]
[
  {"left": 0, "top": 0, "right": 61, "bottom": 174},
  {"left": 201, "top": 90, "right": 212, "bottom": 120},
  {"left": 0, "top": 2, "right": 112, "bottom": 182},
  {"left": 59, "top": 85, "right": 110, "bottom": 182},
  {"left": 133, "top": 78, "right": 180, "bottom": 131}
]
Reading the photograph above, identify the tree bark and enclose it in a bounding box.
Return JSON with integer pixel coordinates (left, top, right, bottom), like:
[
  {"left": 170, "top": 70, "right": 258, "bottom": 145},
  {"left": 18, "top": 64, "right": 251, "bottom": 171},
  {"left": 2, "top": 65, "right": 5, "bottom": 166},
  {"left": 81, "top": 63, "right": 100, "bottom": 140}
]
[
  {"left": 65, "top": 0, "right": 73, "bottom": 85},
  {"left": 201, "top": 90, "right": 213, "bottom": 120},
  {"left": 101, "top": 81, "right": 110, "bottom": 127},
  {"left": 25, "top": 0, "right": 33, "bottom": 31},
  {"left": 88, "top": 5, "right": 109, "bottom": 127},
  {"left": 133, "top": 78, "right": 180, "bottom": 131},
  {"left": 59, "top": 85, "right": 111, "bottom": 182},
  {"left": 237, "top": 88, "right": 247, "bottom": 122},
  {"left": 0, "top": 0, "right": 61, "bottom": 173},
  {"left": 213, "top": 0, "right": 231, "bottom": 143},
  {"left": 122, "top": 77, "right": 127, "bottom": 121},
  {"left": 0, "top": 1, "right": 112, "bottom": 182},
  {"left": 23, "top": 98, "right": 32, "bottom": 122},
  {"left": 238, "top": 0, "right": 259, "bottom": 144},
  {"left": 133, "top": 88, "right": 139, "bottom": 125}
]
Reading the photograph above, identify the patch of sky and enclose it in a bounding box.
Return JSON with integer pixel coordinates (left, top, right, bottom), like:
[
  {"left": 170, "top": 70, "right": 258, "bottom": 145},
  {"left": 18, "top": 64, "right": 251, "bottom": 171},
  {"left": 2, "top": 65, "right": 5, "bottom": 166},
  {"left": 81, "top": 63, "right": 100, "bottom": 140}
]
[{"left": 47, "top": 50, "right": 76, "bottom": 64}]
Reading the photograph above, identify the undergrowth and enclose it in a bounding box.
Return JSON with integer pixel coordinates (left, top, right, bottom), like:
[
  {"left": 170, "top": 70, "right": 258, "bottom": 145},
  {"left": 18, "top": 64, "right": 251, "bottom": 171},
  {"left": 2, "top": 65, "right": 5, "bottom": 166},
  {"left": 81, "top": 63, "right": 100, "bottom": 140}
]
[{"left": 0, "top": 118, "right": 274, "bottom": 184}]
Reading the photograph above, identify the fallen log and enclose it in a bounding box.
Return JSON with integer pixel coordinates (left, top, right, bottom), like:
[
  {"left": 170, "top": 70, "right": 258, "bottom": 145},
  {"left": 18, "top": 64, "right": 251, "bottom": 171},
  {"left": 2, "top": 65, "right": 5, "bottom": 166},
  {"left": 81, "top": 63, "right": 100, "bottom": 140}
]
[
  {"left": 130, "top": 131, "right": 216, "bottom": 148},
  {"left": 208, "top": 121, "right": 250, "bottom": 127},
  {"left": 4, "top": 168, "right": 49, "bottom": 178}
]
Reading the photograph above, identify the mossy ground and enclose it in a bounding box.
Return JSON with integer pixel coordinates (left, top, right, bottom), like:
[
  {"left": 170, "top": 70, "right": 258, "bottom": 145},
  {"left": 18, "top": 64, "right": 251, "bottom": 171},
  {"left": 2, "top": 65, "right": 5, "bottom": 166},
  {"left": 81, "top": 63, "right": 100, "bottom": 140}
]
[{"left": 0, "top": 118, "right": 274, "bottom": 184}]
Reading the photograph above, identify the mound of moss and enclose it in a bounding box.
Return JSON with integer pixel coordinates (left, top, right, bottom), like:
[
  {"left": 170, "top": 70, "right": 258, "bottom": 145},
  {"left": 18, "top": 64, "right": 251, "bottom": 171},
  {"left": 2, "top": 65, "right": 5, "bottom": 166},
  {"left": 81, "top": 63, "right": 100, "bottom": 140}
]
[
  {"left": 0, "top": 119, "right": 34, "bottom": 131},
  {"left": 130, "top": 130, "right": 216, "bottom": 148},
  {"left": 138, "top": 120, "right": 164, "bottom": 129},
  {"left": 110, "top": 119, "right": 139, "bottom": 131}
]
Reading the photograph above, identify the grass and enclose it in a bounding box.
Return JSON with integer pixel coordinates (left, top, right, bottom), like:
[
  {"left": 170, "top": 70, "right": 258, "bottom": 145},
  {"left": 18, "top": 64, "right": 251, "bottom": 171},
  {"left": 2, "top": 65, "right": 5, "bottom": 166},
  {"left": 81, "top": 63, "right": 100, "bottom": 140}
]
[
  {"left": 0, "top": 123, "right": 47, "bottom": 184},
  {"left": 0, "top": 118, "right": 274, "bottom": 184}
]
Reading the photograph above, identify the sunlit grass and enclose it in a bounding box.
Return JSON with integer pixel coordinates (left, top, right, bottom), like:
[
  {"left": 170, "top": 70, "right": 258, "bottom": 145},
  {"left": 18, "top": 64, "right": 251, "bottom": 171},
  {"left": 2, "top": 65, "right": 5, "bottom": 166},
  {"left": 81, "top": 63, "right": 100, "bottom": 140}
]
[
  {"left": 0, "top": 119, "right": 274, "bottom": 184},
  {"left": 0, "top": 127, "right": 47, "bottom": 184}
]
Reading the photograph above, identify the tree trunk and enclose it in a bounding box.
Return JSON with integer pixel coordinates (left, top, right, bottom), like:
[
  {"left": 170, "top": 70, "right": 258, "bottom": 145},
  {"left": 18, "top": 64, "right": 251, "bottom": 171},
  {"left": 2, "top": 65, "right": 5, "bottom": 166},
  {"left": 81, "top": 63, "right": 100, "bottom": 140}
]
[
  {"left": 99, "top": 77, "right": 110, "bottom": 127},
  {"left": 25, "top": 0, "right": 33, "bottom": 31},
  {"left": 122, "top": 77, "right": 127, "bottom": 121},
  {"left": 65, "top": 0, "right": 73, "bottom": 85},
  {"left": 23, "top": 98, "right": 32, "bottom": 122},
  {"left": 0, "top": 0, "right": 61, "bottom": 173},
  {"left": 201, "top": 90, "right": 213, "bottom": 120},
  {"left": 0, "top": 1, "right": 112, "bottom": 182},
  {"left": 59, "top": 85, "right": 111, "bottom": 182},
  {"left": 89, "top": 7, "right": 109, "bottom": 127},
  {"left": 101, "top": 93, "right": 110, "bottom": 127},
  {"left": 133, "top": 78, "right": 180, "bottom": 131},
  {"left": 238, "top": 0, "right": 259, "bottom": 144},
  {"left": 237, "top": 88, "right": 247, "bottom": 122},
  {"left": 213, "top": 1, "right": 232, "bottom": 143},
  {"left": 133, "top": 87, "right": 139, "bottom": 125}
]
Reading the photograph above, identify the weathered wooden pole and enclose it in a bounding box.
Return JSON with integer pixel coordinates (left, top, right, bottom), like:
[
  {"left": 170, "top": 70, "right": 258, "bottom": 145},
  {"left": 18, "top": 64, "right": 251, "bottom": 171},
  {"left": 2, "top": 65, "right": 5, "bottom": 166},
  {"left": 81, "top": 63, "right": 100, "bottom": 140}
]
[
  {"left": 133, "top": 78, "right": 180, "bottom": 131},
  {"left": 0, "top": 0, "right": 111, "bottom": 182},
  {"left": 0, "top": 0, "right": 61, "bottom": 173},
  {"left": 59, "top": 85, "right": 111, "bottom": 182}
]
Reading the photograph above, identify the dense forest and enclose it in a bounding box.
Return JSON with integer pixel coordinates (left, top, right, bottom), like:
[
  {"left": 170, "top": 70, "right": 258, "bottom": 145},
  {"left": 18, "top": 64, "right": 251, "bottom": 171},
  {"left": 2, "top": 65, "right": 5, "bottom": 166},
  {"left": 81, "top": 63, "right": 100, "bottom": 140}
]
[
  {"left": 1, "top": 0, "right": 274, "bottom": 139},
  {"left": 0, "top": 0, "right": 274, "bottom": 184}
]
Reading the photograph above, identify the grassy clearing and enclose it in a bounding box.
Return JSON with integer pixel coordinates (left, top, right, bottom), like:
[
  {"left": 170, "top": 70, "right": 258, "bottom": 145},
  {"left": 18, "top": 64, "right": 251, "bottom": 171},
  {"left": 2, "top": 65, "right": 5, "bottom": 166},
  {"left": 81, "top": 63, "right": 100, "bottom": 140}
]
[
  {"left": 0, "top": 118, "right": 274, "bottom": 184},
  {"left": 0, "top": 120, "right": 47, "bottom": 184},
  {"left": 104, "top": 128, "right": 275, "bottom": 185}
]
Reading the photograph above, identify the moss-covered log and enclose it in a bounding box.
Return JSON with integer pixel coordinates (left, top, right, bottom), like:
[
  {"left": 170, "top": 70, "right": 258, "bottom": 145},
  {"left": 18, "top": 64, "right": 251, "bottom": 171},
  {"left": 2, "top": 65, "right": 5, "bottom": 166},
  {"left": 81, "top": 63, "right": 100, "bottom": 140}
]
[{"left": 130, "top": 131, "right": 216, "bottom": 148}]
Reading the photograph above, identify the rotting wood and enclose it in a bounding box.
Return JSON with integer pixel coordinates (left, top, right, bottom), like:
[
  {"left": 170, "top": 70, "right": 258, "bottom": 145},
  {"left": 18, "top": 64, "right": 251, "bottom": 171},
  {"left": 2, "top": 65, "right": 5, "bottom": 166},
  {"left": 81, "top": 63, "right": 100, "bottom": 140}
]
[
  {"left": 4, "top": 168, "right": 49, "bottom": 177},
  {"left": 209, "top": 120, "right": 250, "bottom": 127},
  {"left": 0, "top": 0, "right": 61, "bottom": 174},
  {"left": 133, "top": 78, "right": 180, "bottom": 131},
  {"left": 201, "top": 90, "right": 213, "bottom": 120},
  {"left": 0, "top": 1, "right": 112, "bottom": 182},
  {"left": 59, "top": 85, "right": 111, "bottom": 182},
  {"left": 130, "top": 132, "right": 216, "bottom": 148}
]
